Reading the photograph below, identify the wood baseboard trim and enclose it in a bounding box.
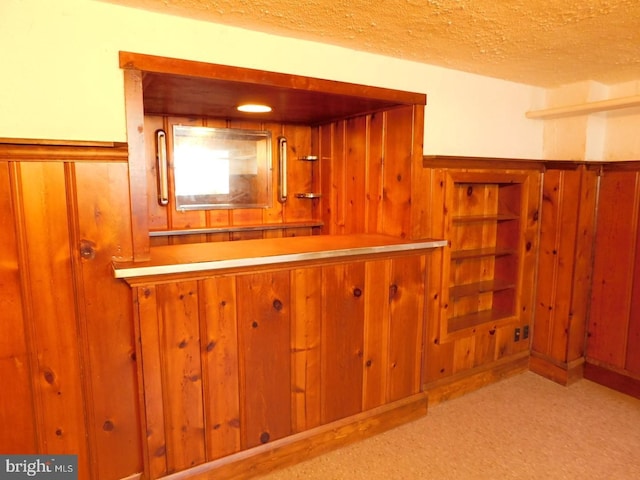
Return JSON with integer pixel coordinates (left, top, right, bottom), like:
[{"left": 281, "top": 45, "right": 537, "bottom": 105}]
[
  {"left": 529, "top": 353, "right": 584, "bottom": 386},
  {"left": 424, "top": 352, "right": 530, "bottom": 406},
  {"left": 584, "top": 362, "right": 640, "bottom": 400},
  {"left": 160, "top": 392, "right": 428, "bottom": 480}
]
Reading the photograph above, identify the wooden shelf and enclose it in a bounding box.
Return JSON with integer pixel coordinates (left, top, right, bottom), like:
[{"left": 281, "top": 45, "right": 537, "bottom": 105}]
[
  {"left": 525, "top": 94, "right": 640, "bottom": 120},
  {"left": 448, "top": 308, "right": 515, "bottom": 334},
  {"left": 433, "top": 166, "right": 538, "bottom": 342},
  {"left": 450, "top": 247, "right": 516, "bottom": 261},
  {"left": 149, "top": 221, "right": 324, "bottom": 237},
  {"left": 450, "top": 279, "right": 516, "bottom": 300}
]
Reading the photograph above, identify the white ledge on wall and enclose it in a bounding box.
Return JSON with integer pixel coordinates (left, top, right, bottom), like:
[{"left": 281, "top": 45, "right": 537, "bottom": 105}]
[{"left": 526, "top": 94, "right": 640, "bottom": 119}]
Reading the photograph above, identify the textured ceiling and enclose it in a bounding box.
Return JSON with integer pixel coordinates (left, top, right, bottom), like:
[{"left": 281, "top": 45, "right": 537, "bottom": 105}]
[{"left": 102, "top": 0, "right": 640, "bottom": 87}]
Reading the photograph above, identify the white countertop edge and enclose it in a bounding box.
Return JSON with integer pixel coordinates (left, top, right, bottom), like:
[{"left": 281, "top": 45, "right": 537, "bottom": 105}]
[{"left": 114, "top": 239, "right": 447, "bottom": 279}]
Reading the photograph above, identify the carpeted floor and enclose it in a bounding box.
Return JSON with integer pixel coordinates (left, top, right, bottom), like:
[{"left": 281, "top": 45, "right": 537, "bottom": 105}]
[{"left": 258, "top": 372, "right": 640, "bottom": 479}]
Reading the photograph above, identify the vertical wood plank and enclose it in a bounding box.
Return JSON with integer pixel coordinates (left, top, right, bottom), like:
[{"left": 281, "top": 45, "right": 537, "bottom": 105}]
[
  {"left": 0, "top": 161, "right": 36, "bottom": 453},
  {"left": 628, "top": 210, "right": 640, "bottom": 373},
  {"left": 588, "top": 171, "right": 639, "bottom": 367},
  {"left": 134, "top": 285, "right": 168, "bottom": 479},
  {"left": 13, "top": 162, "right": 89, "bottom": 472},
  {"left": 520, "top": 171, "right": 541, "bottom": 339},
  {"left": 423, "top": 171, "right": 454, "bottom": 384},
  {"left": 318, "top": 123, "right": 336, "bottom": 234},
  {"left": 410, "top": 105, "right": 429, "bottom": 240},
  {"left": 237, "top": 272, "right": 292, "bottom": 449},
  {"left": 382, "top": 106, "right": 413, "bottom": 238},
  {"left": 363, "top": 259, "right": 391, "bottom": 410},
  {"left": 71, "top": 161, "right": 141, "bottom": 478},
  {"left": 473, "top": 329, "right": 497, "bottom": 366},
  {"left": 283, "top": 124, "right": 314, "bottom": 223},
  {"left": 321, "top": 263, "right": 365, "bottom": 423},
  {"left": 290, "top": 267, "right": 322, "bottom": 432},
  {"left": 367, "top": 112, "right": 385, "bottom": 235},
  {"left": 387, "top": 255, "right": 425, "bottom": 401},
  {"left": 331, "top": 121, "right": 347, "bottom": 235},
  {"left": 156, "top": 281, "right": 206, "bottom": 472},
  {"left": 123, "top": 68, "right": 150, "bottom": 261},
  {"left": 495, "top": 324, "right": 516, "bottom": 359},
  {"left": 200, "top": 277, "right": 241, "bottom": 459},
  {"left": 549, "top": 170, "right": 581, "bottom": 362},
  {"left": 344, "top": 116, "right": 367, "bottom": 233},
  {"left": 533, "top": 169, "right": 561, "bottom": 357},
  {"left": 567, "top": 167, "right": 597, "bottom": 362},
  {"left": 452, "top": 336, "right": 476, "bottom": 374}
]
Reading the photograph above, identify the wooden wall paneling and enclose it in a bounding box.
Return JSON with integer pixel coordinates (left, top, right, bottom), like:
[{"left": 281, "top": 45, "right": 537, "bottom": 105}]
[
  {"left": 533, "top": 167, "right": 592, "bottom": 371},
  {"left": 422, "top": 169, "right": 455, "bottom": 384},
  {"left": 627, "top": 200, "right": 640, "bottom": 374},
  {"left": 344, "top": 116, "right": 368, "bottom": 234},
  {"left": 309, "top": 126, "right": 321, "bottom": 225},
  {"left": 387, "top": 254, "right": 426, "bottom": 401},
  {"left": 70, "top": 161, "right": 141, "bottom": 479},
  {"left": 362, "top": 259, "right": 391, "bottom": 410},
  {"left": 282, "top": 124, "right": 313, "bottom": 224},
  {"left": 588, "top": 171, "right": 640, "bottom": 368},
  {"left": 381, "top": 106, "right": 414, "bottom": 238},
  {"left": 165, "top": 117, "right": 208, "bottom": 244},
  {"left": 123, "top": 68, "right": 151, "bottom": 260},
  {"left": 13, "top": 162, "right": 90, "bottom": 473},
  {"left": 329, "top": 120, "right": 347, "bottom": 235},
  {"left": 452, "top": 336, "right": 476, "bottom": 374},
  {"left": 237, "top": 272, "right": 292, "bottom": 449},
  {"left": 199, "top": 276, "right": 242, "bottom": 459},
  {"left": 409, "top": 105, "right": 429, "bottom": 240},
  {"left": 566, "top": 167, "right": 597, "bottom": 363},
  {"left": 321, "top": 262, "right": 366, "bottom": 423},
  {"left": 134, "top": 285, "right": 168, "bottom": 479},
  {"left": 473, "top": 329, "right": 497, "bottom": 367},
  {"left": 367, "top": 111, "right": 385, "bottom": 235},
  {"left": 318, "top": 122, "right": 336, "bottom": 234},
  {"left": 290, "top": 267, "right": 322, "bottom": 432},
  {"left": 495, "top": 323, "right": 517, "bottom": 359},
  {"left": 157, "top": 281, "right": 206, "bottom": 472},
  {"left": 520, "top": 170, "right": 541, "bottom": 332},
  {"left": 533, "top": 169, "right": 561, "bottom": 358},
  {"left": 0, "top": 161, "right": 36, "bottom": 453}
]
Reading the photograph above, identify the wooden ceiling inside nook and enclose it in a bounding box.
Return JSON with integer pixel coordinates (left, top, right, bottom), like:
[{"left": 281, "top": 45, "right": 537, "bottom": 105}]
[{"left": 121, "top": 53, "right": 426, "bottom": 125}]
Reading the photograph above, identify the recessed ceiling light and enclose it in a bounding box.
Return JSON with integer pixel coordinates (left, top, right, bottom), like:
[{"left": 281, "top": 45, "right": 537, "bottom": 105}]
[{"left": 237, "top": 104, "right": 272, "bottom": 113}]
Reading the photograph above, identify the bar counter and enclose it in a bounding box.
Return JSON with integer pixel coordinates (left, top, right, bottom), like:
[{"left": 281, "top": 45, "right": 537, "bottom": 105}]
[{"left": 113, "top": 234, "right": 447, "bottom": 280}]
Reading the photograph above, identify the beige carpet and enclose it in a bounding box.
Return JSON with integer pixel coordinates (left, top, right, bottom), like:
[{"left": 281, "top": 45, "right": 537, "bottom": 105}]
[{"left": 258, "top": 372, "right": 640, "bottom": 479}]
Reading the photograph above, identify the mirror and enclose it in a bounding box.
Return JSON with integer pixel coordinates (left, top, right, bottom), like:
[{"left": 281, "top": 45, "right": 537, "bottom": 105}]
[{"left": 172, "top": 125, "right": 272, "bottom": 210}]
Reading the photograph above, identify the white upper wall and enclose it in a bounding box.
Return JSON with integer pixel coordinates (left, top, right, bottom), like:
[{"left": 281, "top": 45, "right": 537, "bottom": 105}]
[{"left": 0, "top": 0, "right": 544, "bottom": 158}]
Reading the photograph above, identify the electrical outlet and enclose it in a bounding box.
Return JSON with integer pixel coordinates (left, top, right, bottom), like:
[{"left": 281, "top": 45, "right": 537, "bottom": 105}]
[
  {"left": 514, "top": 327, "right": 521, "bottom": 342},
  {"left": 523, "top": 325, "right": 530, "bottom": 340}
]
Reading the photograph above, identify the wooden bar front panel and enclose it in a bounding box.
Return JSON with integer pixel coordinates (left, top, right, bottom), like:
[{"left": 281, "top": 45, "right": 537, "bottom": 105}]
[{"left": 129, "top": 252, "right": 430, "bottom": 479}]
